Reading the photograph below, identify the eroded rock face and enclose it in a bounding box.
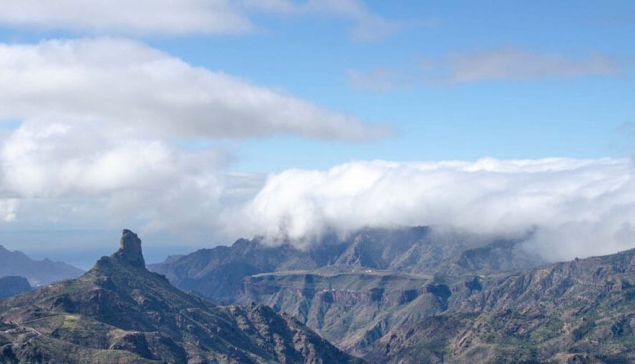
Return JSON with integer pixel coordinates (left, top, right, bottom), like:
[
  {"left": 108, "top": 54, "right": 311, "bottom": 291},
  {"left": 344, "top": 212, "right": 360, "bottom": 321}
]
[{"left": 115, "top": 229, "right": 145, "bottom": 268}]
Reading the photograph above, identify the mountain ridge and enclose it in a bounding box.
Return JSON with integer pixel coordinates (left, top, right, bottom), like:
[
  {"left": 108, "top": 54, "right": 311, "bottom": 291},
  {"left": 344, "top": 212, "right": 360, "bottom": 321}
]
[
  {"left": 0, "top": 229, "right": 365, "bottom": 364},
  {"left": 368, "top": 246, "right": 635, "bottom": 363},
  {"left": 149, "top": 226, "right": 546, "bottom": 357},
  {"left": 150, "top": 226, "right": 635, "bottom": 362},
  {"left": 0, "top": 245, "right": 84, "bottom": 287}
]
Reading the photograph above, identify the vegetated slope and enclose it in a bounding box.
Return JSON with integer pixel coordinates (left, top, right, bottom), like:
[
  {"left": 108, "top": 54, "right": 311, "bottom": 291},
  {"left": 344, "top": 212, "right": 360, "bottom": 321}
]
[
  {"left": 0, "top": 230, "right": 365, "bottom": 364},
  {"left": 0, "top": 276, "right": 31, "bottom": 299},
  {"left": 368, "top": 248, "right": 635, "bottom": 363},
  {"left": 0, "top": 245, "right": 84, "bottom": 286},
  {"left": 149, "top": 226, "right": 545, "bottom": 356}
]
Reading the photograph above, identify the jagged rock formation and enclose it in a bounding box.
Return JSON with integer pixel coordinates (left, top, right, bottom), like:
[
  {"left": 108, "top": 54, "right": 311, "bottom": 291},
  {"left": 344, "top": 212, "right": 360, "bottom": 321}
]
[
  {"left": 0, "top": 245, "right": 83, "bottom": 287},
  {"left": 0, "top": 230, "right": 364, "bottom": 364},
  {"left": 0, "top": 276, "right": 31, "bottom": 299},
  {"left": 115, "top": 229, "right": 145, "bottom": 268}
]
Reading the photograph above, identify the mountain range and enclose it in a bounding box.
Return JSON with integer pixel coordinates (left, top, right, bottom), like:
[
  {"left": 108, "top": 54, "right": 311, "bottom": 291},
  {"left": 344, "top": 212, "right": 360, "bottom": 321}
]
[
  {"left": 0, "top": 229, "right": 364, "bottom": 364},
  {"left": 0, "top": 245, "right": 83, "bottom": 287},
  {"left": 150, "top": 226, "right": 635, "bottom": 363},
  {"left": 3, "top": 226, "right": 635, "bottom": 362}
]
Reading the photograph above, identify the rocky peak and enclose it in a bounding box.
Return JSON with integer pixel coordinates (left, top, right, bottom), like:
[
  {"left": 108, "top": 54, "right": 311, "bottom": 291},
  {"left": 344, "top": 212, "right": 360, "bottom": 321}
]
[{"left": 115, "top": 229, "right": 145, "bottom": 268}]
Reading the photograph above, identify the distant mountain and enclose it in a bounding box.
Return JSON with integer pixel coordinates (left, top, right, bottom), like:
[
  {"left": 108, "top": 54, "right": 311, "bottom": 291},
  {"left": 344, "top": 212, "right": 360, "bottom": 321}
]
[
  {"left": 149, "top": 226, "right": 546, "bottom": 357},
  {"left": 0, "top": 229, "right": 365, "bottom": 364},
  {"left": 150, "top": 227, "right": 542, "bottom": 303},
  {"left": 0, "top": 276, "right": 31, "bottom": 300},
  {"left": 0, "top": 245, "right": 83, "bottom": 286}
]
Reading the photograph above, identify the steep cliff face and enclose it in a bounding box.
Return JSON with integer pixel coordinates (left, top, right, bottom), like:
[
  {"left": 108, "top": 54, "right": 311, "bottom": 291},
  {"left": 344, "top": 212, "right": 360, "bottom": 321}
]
[
  {"left": 115, "top": 229, "right": 145, "bottom": 268},
  {"left": 0, "top": 230, "right": 365, "bottom": 364}
]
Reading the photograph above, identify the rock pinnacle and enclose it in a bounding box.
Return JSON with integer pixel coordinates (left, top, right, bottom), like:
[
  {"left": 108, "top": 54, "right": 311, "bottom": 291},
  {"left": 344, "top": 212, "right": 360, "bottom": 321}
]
[{"left": 115, "top": 229, "right": 145, "bottom": 268}]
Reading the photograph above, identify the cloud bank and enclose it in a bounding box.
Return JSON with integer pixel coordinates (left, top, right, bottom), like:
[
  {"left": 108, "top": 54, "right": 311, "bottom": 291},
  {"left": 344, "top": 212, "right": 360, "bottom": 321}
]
[
  {"left": 232, "top": 158, "right": 635, "bottom": 261},
  {"left": 2, "top": 152, "right": 634, "bottom": 262}
]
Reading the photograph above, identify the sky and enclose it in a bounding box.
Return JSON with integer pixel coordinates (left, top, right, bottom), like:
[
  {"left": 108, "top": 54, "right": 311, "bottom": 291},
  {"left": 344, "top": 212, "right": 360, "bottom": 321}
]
[{"left": 0, "top": 1, "right": 634, "bottom": 268}]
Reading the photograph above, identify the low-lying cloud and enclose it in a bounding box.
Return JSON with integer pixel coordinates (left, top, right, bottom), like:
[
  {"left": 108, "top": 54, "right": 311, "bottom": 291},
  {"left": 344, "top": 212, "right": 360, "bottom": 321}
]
[
  {"left": 232, "top": 158, "right": 635, "bottom": 261},
  {"left": 2, "top": 155, "right": 634, "bottom": 262}
]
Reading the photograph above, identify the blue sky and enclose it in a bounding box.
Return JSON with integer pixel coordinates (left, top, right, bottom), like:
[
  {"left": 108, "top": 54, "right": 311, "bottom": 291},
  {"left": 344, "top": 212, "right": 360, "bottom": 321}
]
[
  {"left": 227, "top": 2, "right": 625, "bottom": 171},
  {"left": 148, "top": 0, "right": 635, "bottom": 171},
  {"left": 0, "top": 1, "right": 634, "bottom": 268}
]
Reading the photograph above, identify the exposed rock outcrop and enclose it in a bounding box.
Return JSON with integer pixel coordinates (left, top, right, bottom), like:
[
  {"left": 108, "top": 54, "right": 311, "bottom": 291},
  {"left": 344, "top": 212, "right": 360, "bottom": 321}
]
[{"left": 114, "top": 229, "right": 145, "bottom": 268}]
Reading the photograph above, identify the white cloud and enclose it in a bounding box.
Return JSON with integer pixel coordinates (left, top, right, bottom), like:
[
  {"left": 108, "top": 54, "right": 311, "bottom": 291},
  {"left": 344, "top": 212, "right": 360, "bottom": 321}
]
[
  {"left": 231, "top": 158, "right": 635, "bottom": 261},
  {"left": 241, "top": 0, "right": 406, "bottom": 41},
  {"left": 3, "top": 145, "right": 635, "bottom": 261},
  {"left": 0, "top": 0, "right": 252, "bottom": 35},
  {"left": 349, "top": 48, "right": 621, "bottom": 90},
  {"left": 0, "top": 117, "right": 239, "bottom": 234},
  {"left": 438, "top": 48, "right": 619, "bottom": 83},
  {"left": 306, "top": 0, "right": 402, "bottom": 41},
  {"left": 0, "top": 37, "right": 386, "bottom": 245},
  {"left": 0, "top": 38, "right": 386, "bottom": 141},
  {"left": 0, "top": 199, "right": 18, "bottom": 223},
  {"left": 0, "top": 0, "right": 408, "bottom": 40},
  {"left": 1, "top": 121, "right": 227, "bottom": 198}
]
